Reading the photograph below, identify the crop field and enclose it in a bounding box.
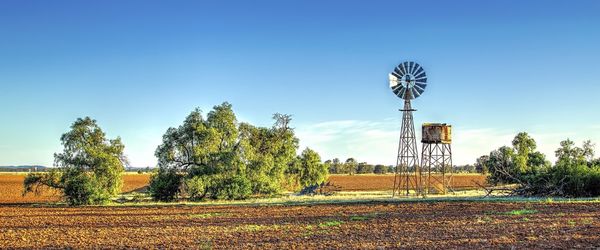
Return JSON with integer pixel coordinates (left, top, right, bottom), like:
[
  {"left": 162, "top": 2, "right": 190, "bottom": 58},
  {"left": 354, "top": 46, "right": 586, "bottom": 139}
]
[
  {"left": 0, "top": 173, "right": 485, "bottom": 204},
  {"left": 0, "top": 174, "right": 150, "bottom": 204},
  {"left": 328, "top": 174, "right": 486, "bottom": 191},
  {"left": 1, "top": 201, "right": 599, "bottom": 248}
]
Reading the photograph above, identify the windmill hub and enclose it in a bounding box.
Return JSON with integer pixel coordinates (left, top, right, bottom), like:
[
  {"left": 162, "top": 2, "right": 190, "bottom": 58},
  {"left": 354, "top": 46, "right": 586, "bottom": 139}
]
[{"left": 402, "top": 75, "right": 415, "bottom": 88}]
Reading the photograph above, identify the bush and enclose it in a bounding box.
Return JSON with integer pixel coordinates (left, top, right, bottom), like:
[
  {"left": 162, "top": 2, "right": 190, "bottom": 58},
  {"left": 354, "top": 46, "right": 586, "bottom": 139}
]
[
  {"left": 549, "top": 164, "right": 600, "bottom": 197},
  {"left": 149, "top": 169, "right": 183, "bottom": 202},
  {"left": 211, "top": 175, "right": 251, "bottom": 200},
  {"left": 480, "top": 135, "right": 600, "bottom": 197},
  {"left": 184, "top": 175, "right": 209, "bottom": 201},
  {"left": 62, "top": 170, "right": 110, "bottom": 205},
  {"left": 298, "top": 148, "right": 328, "bottom": 188}
]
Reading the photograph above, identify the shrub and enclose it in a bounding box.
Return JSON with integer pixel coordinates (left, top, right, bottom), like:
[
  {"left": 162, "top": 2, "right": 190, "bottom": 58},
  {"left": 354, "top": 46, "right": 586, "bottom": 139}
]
[
  {"left": 184, "top": 175, "right": 209, "bottom": 201},
  {"left": 212, "top": 175, "right": 252, "bottom": 200},
  {"left": 61, "top": 170, "right": 111, "bottom": 205},
  {"left": 149, "top": 168, "right": 183, "bottom": 202}
]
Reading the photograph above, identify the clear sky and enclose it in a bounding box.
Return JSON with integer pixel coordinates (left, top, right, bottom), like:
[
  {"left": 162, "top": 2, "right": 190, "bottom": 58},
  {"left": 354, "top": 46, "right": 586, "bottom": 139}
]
[{"left": 1, "top": 0, "right": 599, "bottom": 167}]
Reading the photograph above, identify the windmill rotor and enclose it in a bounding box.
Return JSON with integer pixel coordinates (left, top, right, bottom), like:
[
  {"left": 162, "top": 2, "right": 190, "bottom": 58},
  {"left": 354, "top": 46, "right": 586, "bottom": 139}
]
[{"left": 389, "top": 61, "right": 427, "bottom": 100}]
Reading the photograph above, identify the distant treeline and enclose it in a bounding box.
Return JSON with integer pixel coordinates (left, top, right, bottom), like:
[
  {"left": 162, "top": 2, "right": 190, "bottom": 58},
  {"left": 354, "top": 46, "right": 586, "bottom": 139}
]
[
  {"left": 0, "top": 165, "right": 47, "bottom": 172},
  {"left": 323, "top": 158, "right": 480, "bottom": 174}
]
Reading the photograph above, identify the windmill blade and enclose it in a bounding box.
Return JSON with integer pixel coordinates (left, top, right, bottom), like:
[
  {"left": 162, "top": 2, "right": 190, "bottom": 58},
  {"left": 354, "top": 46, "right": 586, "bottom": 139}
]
[
  {"left": 393, "top": 86, "right": 405, "bottom": 96},
  {"left": 401, "top": 87, "right": 412, "bottom": 99},
  {"left": 399, "top": 64, "right": 406, "bottom": 76},
  {"left": 415, "top": 82, "right": 427, "bottom": 90},
  {"left": 400, "top": 63, "right": 408, "bottom": 76},
  {"left": 392, "top": 84, "right": 404, "bottom": 94},
  {"left": 413, "top": 66, "right": 424, "bottom": 76},
  {"left": 408, "top": 62, "right": 414, "bottom": 75},
  {"left": 415, "top": 72, "right": 427, "bottom": 79},
  {"left": 414, "top": 87, "right": 425, "bottom": 96},
  {"left": 394, "top": 66, "right": 404, "bottom": 76},
  {"left": 411, "top": 88, "right": 420, "bottom": 98},
  {"left": 411, "top": 63, "right": 420, "bottom": 75},
  {"left": 414, "top": 84, "right": 425, "bottom": 93},
  {"left": 416, "top": 77, "right": 427, "bottom": 83}
]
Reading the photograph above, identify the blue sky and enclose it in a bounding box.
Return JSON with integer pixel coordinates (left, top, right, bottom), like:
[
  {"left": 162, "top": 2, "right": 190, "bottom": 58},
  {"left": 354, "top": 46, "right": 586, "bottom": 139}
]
[{"left": 1, "top": 0, "right": 599, "bottom": 167}]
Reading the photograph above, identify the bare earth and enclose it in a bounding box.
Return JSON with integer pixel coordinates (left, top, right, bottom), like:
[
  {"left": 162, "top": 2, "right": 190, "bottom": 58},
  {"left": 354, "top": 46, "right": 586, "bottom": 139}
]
[{"left": 0, "top": 201, "right": 599, "bottom": 249}]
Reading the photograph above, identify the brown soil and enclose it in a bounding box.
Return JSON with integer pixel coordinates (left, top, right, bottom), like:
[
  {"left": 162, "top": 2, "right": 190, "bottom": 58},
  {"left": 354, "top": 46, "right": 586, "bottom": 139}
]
[{"left": 0, "top": 201, "right": 598, "bottom": 248}]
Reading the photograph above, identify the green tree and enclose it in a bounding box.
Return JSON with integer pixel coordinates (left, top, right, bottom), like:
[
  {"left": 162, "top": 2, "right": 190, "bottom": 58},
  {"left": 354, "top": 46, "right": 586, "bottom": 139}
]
[
  {"left": 356, "top": 162, "right": 374, "bottom": 174},
  {"left": 344, "top": 158, "right": 358, "bottom": 175},
  {"left": 555, "top": 139, "right": 594, "bottom": 167},
  {"left": 475, "top": 155, "right": 490, "bottom": 174},
  {"left": 487, "top": 146, "right": 516, "bottom": 185},
  {"left": 527, "top": 151, "right": 550, "bottom": 171},
  {"left": 23, "top": 117, "right": 126, "bottom": 205},
  {"left": 512, "top": 132, "right": 537, "bottom": 173},
  {"left": 387, "top": 165, "right": 395, "bottom": 173},
  {"left": 328, "top": 158, "right": 342, "bottom": 174},
  {"left": 373, "top": 164, "right": 387, "bottom": 174},
  {"left": 151, "top": 103, "right": 247, "bottom": 200},
  {"left": 522, "top": 140, "right": 600, "bottom": 197},
  {"left": 298, "top": 148, "right": 328, "bottom": 187},
  {"left": 150, "top": 102, "right": 306, "bottom": 201}
]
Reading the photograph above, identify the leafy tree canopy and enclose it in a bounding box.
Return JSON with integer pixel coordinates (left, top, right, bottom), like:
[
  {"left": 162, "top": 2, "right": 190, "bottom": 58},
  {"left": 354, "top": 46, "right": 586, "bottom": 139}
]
[
  {"left": 150, "top": 102, "right": 322, "bottom": 201},
  {"left": 24, "top": 117, "right": 126, "bottom": 205}
]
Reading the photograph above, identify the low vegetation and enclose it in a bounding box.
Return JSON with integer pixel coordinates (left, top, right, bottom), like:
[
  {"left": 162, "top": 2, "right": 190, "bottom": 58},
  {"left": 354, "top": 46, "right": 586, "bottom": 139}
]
[{"left": 477, "top": 132, "right": 600, "bottom": 197}]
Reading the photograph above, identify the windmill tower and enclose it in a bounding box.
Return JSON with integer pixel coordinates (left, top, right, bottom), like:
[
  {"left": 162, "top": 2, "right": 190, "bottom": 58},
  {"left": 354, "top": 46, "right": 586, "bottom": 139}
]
[{"left": 389, "top": 61, "right": 427, "bottom": 196}]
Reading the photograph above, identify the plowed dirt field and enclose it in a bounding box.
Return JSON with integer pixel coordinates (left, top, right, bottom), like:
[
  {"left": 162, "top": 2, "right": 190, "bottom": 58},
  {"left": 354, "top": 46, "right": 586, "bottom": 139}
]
[{"left": 1, "top": 201, "right": 598, "bottom": 248}]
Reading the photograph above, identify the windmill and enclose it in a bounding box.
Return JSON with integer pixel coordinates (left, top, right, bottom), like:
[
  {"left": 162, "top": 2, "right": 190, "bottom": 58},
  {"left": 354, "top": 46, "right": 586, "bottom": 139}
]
[{"left": 389, "top": 61, "right": 427, "bottom": 196}]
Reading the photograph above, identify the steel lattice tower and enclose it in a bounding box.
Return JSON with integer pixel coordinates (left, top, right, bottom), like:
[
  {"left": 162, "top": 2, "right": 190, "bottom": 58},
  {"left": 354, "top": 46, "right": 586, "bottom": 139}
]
[
  {"left": 420, "top": 123, "right": 453, "bottom": 195},
  {"left": 421, "top": 143, "right": 452, "bottom": 195},
  {"left": 392, "top": 98, "right": 422, "bottom": 196},
  {"left": 388, "top": 61, "right": 428, "bottom": 197}
]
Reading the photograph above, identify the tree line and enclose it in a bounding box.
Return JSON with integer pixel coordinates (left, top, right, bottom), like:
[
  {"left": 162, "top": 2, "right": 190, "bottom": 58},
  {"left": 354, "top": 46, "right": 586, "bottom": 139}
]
[
  {"left": 324, "top": 158, "right": 393, "bottom": 175},
  {"left": 23, "top": 102, "right": 329, "bottom": 205},
  {"left": 475, "top": 132, "right": 600, "bottom": 197},
  {"left": 324, "top": 158, "right": 480, "bottom": 174}
]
